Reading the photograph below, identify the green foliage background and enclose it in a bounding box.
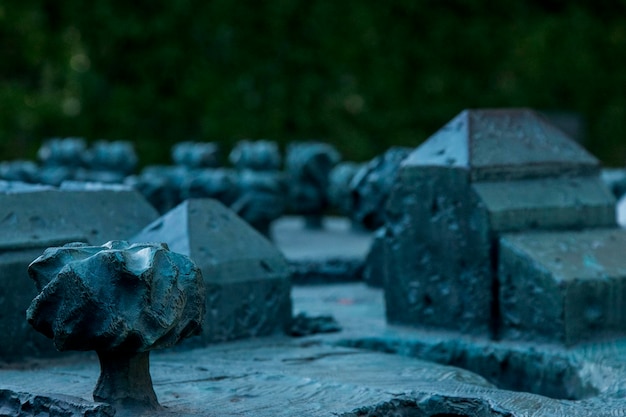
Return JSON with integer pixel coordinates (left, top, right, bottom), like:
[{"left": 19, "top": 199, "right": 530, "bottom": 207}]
[{"left": 1, "top": 1, "right": 625, "bottom": 166}]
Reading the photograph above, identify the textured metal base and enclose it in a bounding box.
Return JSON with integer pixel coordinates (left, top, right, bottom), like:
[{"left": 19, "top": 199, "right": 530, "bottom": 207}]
[{"left": 2, "top": 284, "right": 626, "bottom": 416}]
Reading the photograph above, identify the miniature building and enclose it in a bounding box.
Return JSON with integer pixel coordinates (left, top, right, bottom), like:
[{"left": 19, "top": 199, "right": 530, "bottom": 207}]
[
  {"left": 383, "top": 109, "right": 619, "bottom": 343},
  {"left": 499, "top": 229, "right": 626, "bottom": 345},
  {"left": 0, "top": 184, "right": 159, "bottom": 360},
  {"left": 131, "top": 198, "right": 292, "bottom": 345}
]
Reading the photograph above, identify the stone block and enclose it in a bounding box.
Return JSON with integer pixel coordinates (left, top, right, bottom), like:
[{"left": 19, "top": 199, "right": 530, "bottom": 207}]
[
  {"left": 362, "top": 228, "right": 386, "bottom": 287},
  {"left": 0, "top": 188, "right": 86, "bottom": 250},
  {"left": 383, "top": 109, "right": 616, "bottom": 337},
  {"left": 472, "top": 176, "right": 615, "bottom": 232},
  {"left": 56, "top": 184, "right": 160, "bottom": 244},
  {"left": 384, "top": 165, "right": 493, "bottom": 334},
  {"left": 0, "top": 184, "right": 159, "bottom": 249},
  {"left": 131, "top": 199, "right": 292, "bottom": 345},
  {"left": 499, "top": 229, "right": 626, "bottom": 345},
  {"left": 0, "top": 249, "right": 61, "bottom": 360}
]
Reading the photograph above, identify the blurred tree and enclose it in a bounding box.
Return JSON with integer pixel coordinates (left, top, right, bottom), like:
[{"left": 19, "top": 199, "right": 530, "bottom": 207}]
[{"left": 0, "top": 0, "right": 625, "bottom": 166}]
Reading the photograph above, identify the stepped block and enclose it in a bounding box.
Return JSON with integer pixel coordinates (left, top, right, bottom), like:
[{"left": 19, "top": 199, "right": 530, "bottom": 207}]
[{"left": 499, "top": 229, "right": 626, "bottom": 345}]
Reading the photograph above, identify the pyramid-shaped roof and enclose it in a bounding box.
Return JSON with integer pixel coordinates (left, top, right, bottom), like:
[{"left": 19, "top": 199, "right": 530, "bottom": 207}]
[
  {"left": 405, "top": 109, "right": 600, "bottom": 181},
  {"left": 131, "top": 199, "right": 289, "bottom": 283}
]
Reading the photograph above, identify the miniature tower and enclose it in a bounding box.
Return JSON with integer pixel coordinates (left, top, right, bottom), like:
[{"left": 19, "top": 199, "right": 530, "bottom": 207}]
[{"left": 383, "top": 109, "right": 618, "bottom": 343}]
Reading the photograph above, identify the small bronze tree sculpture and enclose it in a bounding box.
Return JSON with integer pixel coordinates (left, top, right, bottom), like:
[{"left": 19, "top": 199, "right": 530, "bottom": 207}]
[
  {"left": 26, "top": 241, "right": 205, "bottom": 410},
  {"left": 230, "top": 169, "right": 287, "bottom": 237},
  {"left": 286, "top": 141, "right": 341, "bottom": 229},
  {"left": 228, "top": 139, "right": 282, "bottom": 171},
  {"left": 349, "top": 147, "right": 412, "bottom": 230}
]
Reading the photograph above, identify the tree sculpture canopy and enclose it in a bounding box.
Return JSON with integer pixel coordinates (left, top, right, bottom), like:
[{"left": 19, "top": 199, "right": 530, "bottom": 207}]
[{"left": 26, "top": 240, "right": 205, "bottom": 410}]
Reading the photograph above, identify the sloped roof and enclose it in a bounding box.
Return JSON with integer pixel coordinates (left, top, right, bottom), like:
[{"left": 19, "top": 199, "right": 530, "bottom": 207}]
[
  {"left": 404, "top": 109, "right": 600, "bottom": 181},
  {"left": 131, "top": 198, "right": 288, "bottom": 283},
  {"left": 0, "top": 186, "right": 158, "bottom": 250}
]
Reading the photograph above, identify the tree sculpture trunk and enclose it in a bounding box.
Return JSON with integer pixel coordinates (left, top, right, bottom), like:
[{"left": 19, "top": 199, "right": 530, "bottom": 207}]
[{"left": 94, "top": 350, "right": 159, "bottom": 410}]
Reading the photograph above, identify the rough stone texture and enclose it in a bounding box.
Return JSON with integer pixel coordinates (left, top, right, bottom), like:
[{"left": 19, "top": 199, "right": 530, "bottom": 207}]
[
  {"left": 499, "top": 229, "right": 626, "bottom": 345},
  {"left": 302, "top": 284, "right": 626, "bottom": 416},
  {"left": 362, "top": 227, "right": 387, "bottom": 288},
  {"left": 384, "top": 165, "right": 493, "bottom": 334},
  {"left": 131, "top": 199, "right": 292, "bottom": 345},
  {"left": 383, "top": 108, "right": 616, "bottom": 337},
  {"left": 0, "top": 389, "right": 115, "bottom": 417},
  {"left": 3, "top": 283, "right": 626, "bottom": 416}
]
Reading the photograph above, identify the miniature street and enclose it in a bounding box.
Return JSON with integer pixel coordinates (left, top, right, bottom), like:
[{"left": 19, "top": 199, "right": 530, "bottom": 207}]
[
  {"left": 2, "top": 110, "right": 626, "bottom": 416},
  {"left": 4, "top": 2, "right": 626, "bottom": 415},
  {"left": 3, "top": 281, "right": 626, "bottom": 416}
]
